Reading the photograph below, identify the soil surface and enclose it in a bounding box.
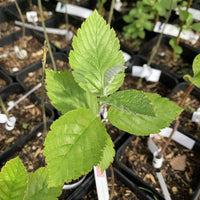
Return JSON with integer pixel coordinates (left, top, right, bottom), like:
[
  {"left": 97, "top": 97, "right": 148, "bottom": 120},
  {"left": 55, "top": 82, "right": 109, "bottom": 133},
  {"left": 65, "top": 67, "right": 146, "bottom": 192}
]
[
  {"left": 144, "top": 44, "right": 191, "bottom": 76},
  {"left": 0, "top": 21, "right": 20, "bottom": 38},
  {"left": 120, "top": 73, "right": 171, "bottom": 97},
  {"left": 0, "top": 35, "right": 46, "bottom": 74},
  {"left": 0, "top": 93, "right": 48, "bottom": 153},
  {"left": 0, "top": 78, "right": 7, "bottom": 90},
  {"left": 83, "top": 177, "right": 140, "bottom": 200},
  {"left": 170, "top": 90, "right": 200, "bottom": 140},
  {"left": 119, "top": 136, "right": 200, "bottom": 200}
]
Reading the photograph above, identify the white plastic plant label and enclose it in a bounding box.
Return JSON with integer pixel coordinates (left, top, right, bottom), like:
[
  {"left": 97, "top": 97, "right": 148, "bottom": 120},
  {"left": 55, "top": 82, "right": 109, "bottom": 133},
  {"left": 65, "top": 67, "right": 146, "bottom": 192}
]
[
  {"left": 56, "top": 2, "right": 93, "bottom": 18},
  {"left": 26, "top": 11, "right": 38, "bottom": 23},
  {"left": 114, "top": 0, "right": 122, "bottom": 11},
  {"left": 154, "top": 22, "right": 199, "bottom": 44},
  {"left": 14, "top": 46, "right": 27, "bottom": 59},
  {"left": 123, "top": 51, "right": 131, "bottom": 62},
  {"left": 132, "top": 64, "right": 161, "bottom": 82},
  {"left": 93, "top": 166, "right": 109, "bottom": 200},
  {"left": 0, "top": 114, "right": 7, "bottom": 123},
  {"left": 192, "top": 108, "right": 200, "bottom": 124},
  {"left": 159, "top": 127, "right": 195, "bottom": 150},
  {"left": 0, "top": 114, "right": 16, "bottom": 131},
  {"left": 175, "top": 7, "right": 200, "bottom": 21}
]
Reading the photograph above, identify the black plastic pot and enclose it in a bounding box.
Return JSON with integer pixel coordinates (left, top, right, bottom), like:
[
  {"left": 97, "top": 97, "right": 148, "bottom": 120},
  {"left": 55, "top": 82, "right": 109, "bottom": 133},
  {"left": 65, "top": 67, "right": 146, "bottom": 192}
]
[
  {"left": 67, "top": 167, "right": 154, "bottom": 200},
  {"left": 116, "top": 128, "right": 200, "bottom": 200},
  {"left": 0, "top": 69, "right": 13, "bottom": 92},
  {"left": 124, "top": 55, "right": 179, "bottom": 96},
  {"left": 138, "top": 35, "right": 200, "bottom": 81},
  {"left": 0, "top": 83, "right": 54, "bottom": 164}
]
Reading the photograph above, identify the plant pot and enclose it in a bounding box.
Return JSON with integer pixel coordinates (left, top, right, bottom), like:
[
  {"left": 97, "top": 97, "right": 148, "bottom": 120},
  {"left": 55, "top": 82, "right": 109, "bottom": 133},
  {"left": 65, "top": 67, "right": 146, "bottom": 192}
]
[
  {"left": 0, "top": 29, "right": 55, "bottom": 76},
  {"left": 116, "top": 129, "right": 200, "bottom": 200},
  {"left": 138, "top": 35, "right": 200, "bottom": 81},
  {"left": 67, "top": 167, "right": 154, "bottom": 200},
  {"left": 0, "top": 83, "right": 54, "bottom": 164},
  {"left": 16, "top": 52, "right": 70, "bottom": 109},
  {"left": 122, "top": 55, "right": 179, "bottom": 97},
  {"left": 168, "top": 82, "right": 200, "bottom": 140},
  {"left": 0, "top": 69, "right": 12, "bottom": 92}
]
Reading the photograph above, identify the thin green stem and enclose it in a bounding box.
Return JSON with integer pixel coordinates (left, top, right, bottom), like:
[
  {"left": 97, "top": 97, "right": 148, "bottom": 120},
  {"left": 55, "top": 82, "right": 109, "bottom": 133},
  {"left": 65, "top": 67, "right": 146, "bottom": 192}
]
[
  {"left": 37, "top": 0, "right": 56, "bottom": 71},
  {"left": 14, "top": 0, "right": 25, "bottom": 51},
  {"left": 108, "top": 0, "right": 115, "bottom": 24},
  {"left": 41, "top": 40, "right": 48, "bottom": 135},
  {"left": 0, "top": 97, "right": 9, "bottom": 119}
]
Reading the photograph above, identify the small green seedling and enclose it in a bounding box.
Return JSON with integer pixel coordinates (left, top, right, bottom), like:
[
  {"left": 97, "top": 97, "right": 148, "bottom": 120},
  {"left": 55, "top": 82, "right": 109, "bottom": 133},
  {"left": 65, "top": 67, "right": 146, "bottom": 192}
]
[{"left": 0, "top": 10, "right": 182, "bottom": 199}]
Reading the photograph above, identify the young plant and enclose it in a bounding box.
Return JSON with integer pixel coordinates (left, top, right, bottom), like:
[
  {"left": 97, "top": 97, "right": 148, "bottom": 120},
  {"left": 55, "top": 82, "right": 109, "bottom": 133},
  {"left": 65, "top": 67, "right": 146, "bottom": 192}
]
[
  {"left": 169, "top": 0, "right": 200, "bottom": 61},
  {"left": 123, "top": 0, "right": 178, "bottom": 47},
  {"left": 158, "top": 53, "right": 200, "bottom": 158},
  {"left": 0, "top": 10, "right": 182, "bottom": 198}
]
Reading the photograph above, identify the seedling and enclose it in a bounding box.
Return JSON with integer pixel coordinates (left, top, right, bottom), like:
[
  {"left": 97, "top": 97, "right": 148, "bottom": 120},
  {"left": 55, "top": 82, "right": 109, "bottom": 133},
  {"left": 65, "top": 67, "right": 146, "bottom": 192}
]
[
  {"left": 157, "top": 53, "right": 200, "bottom": 160},
  {"left": 0, "top": 10, "right": 182, "bottom": 199},
  {"left": 169, "top": 0, "right": 200, "bottom": 61},
  {"left": 123, "top": 0, "right": 178, "bottom": 47}
]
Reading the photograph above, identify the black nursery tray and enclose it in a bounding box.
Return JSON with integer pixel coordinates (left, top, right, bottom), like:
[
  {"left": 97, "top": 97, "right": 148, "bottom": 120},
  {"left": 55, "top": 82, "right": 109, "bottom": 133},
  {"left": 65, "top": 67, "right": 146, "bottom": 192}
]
[
  {"left": 0, "top": 83, "right": 54, "bottom": 164},
  {"left": 0, "top": 69, "right": 12, "bottom": 92}
]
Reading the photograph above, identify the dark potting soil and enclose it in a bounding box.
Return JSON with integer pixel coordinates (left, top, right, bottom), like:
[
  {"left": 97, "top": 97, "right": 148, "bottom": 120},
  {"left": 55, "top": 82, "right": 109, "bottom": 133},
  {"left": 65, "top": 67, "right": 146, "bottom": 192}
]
[
  {"left": 146, "top": 44, "right": 191, "bottom": 75},
  {"left": 83, "top": 177, "right": 140, "bottom": 200},
  {"left": 120, "top": 73, "right": 170, "bottom": 97},
  {"left": 170, "top": 90, "right": 200, "bottom": 140},
  {"left": 0, "top": 93, "right": 47, "bottom": 153},
  {"left": 120, "top": 136, "right": 200, "bottom": 199},
  {"left": 105, "top": 122, "right": 123, "bottom": 142},
  {"left": 48, "top": 24, "right": 77, "bottom": 49},
  {"left": 0, "top": 35, "right": 45, "bottom": 74},
  {"left": 0, "top": 21, "right": 20, "bottom": 38},
  {"left": 23, "top": 59, "right": 71, "bottom": 104}
]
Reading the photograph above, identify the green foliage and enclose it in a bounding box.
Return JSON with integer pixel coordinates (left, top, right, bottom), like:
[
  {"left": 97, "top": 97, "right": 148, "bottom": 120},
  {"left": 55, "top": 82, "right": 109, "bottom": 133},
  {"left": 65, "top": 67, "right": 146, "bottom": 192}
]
[
  {"left": 46, "top": 70, "right": 98, "bottom": 115},
  {"left": 24, "top": 168, "right": 62, "bottom": 200},
  {"left": 44, "top": 108, "right": 109, "bottom": 187},
  {"left": 184, "top": 54, "right": 200, "bottom": 88},
  {"left": 107, "top": 93, "right": 183, "bottom": 136},
  {"left": 169, "top": 38, "right": 183, "bottom": 59},
  {"left": 0, "top": 157, "right": 27, "bottom": 200},
  {"left": 69, "top": 10, "right": 124, "bottom": 96},
  {"left": 0, "top": 158, "right": 61, "bottom": 200}
]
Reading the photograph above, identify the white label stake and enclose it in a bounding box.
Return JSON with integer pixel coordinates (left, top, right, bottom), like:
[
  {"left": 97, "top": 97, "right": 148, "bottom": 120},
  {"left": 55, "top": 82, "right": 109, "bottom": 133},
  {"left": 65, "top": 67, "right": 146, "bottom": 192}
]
[
  {"left": 93, "top": 166, "right": 109, "bottom": 200},
  {"left": 192, "top": 108, "right": 200, "bottom": 125}
]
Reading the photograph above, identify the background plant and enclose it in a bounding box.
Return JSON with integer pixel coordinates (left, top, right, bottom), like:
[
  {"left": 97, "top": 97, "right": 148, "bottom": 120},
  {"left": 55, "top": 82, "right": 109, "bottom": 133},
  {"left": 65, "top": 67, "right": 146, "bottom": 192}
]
[
  {"left": 123, "top": 0, "right": 178, "bottom": 46},
  {"left": 0, "top": 10, "right": 182, "bottom": 199}
]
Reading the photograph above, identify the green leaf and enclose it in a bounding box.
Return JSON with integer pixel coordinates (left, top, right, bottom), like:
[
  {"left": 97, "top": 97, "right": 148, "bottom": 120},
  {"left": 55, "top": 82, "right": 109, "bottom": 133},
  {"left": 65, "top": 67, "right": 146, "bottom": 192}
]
[
  {"left": 44, "top": 108, "right": 108, "bottom": 187},
  {"left": 174, "top": 45, "right": 183, "bottom": 54},
  {"left": 103, "top": 66, "right": 126, "bottom": 96},
  {"left": 100, "top": 90, "right": 155, "bottom": 117},
  {"left": 98, "top": 135, "right": 115, "bottom": 172},
  {"left": 107, "top": 93, "right": 183, "bottom": 136},
  {"left": 184, "top": 54, "right": 200, "bottom": 88},
  {"left": 179, "top": 10, "right": 190, "bottom": 21},
  {"left": 0, "top": 157, "right": 27, "bottom": 200},
  {"left": 69, "top": 10, "right": 124, "bottom": 96},
  {"left": 192, "top": 23, "right": 200, "bottom": 32},
  {"left": 46, "top": 70, "right": 98, "bottom": 115},
  {"left": 24, "top": 168, "right": 62, "bottom": 200}
]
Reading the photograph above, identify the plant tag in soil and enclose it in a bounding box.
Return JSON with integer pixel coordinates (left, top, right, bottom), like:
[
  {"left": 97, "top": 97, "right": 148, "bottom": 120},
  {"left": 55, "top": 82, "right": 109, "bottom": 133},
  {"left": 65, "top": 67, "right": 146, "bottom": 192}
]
[
  {"left": 114, "top": 0, "right": 123, "bottom": 11},
  {"left": 154, "top": 22, "right": 199, "bottom": 44},
  {"left": 132, "top": 64, "right": 161, "bottom": 82},
  {"left": 93, "top": 166, "right": 109, "bottom": 200},
  {"left": 192, "top": 108, "right": 200, "bottom": 124},
  {"left": 159, "top": 127, "right": 195, "bottom": 150},
  {"left": 123, "top": 51, "right": 131, "bottom": 62},
  {"left": 14, "top": 46, "right": 27, "bottom": 60},
  {"left": 56, "top": 2, "right": 93, "bottom": 18},
  {"left": 26, "top": 11, "right": 38, "bottom": 23},
  {"left": 175, "top": 7, "right": 200, "bottom": 21}
]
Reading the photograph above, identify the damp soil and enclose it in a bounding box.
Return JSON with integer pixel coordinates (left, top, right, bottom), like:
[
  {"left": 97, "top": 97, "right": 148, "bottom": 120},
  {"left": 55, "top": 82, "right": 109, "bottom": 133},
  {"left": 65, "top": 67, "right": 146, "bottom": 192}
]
[
  {"left": 119, "top": 136, "right": 200, "bottom": 200},
  {"left": 120, "top": 73, "right": 170, "bottom": 97},
  {"left": 83, "top": 177, "right": 140, "bottom": 200},
  {"left": 22, "top": 59, "right": 70, "bottom": 104},
  {"left": 0, "top": 35, "right": 46, "bottom": 74},
  {"left": 170, "top": 90, "right": 200, "bottom": 140},
  {"left": 0, "top": 93, "right": 48, "bottom": 153},
  {"left": 145, "top": 44, "right": 191, "bottom": 76},
  {"left": 0, "top": 21, "right": 20, "bottom": 38}
]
